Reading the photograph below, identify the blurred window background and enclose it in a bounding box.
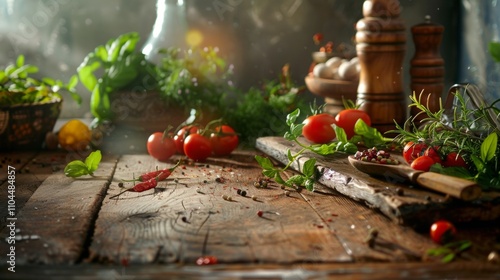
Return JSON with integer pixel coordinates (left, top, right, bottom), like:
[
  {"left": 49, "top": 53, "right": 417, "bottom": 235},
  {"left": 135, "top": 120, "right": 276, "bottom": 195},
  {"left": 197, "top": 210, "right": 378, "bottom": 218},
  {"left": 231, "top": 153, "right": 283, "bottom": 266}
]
[{"left": 1, "top": 0, "right": 496, "bottom": 118}]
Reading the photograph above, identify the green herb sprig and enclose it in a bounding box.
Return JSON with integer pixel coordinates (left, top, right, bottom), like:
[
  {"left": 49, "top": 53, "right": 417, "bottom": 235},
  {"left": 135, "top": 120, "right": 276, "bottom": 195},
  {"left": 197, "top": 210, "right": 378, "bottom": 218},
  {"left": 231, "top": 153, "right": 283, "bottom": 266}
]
[
  {"left": 392, "top": 91, "right": 500, "bottom": 190},
  {"left": 64, "top": 150, "right": 102, "bottom": 178},
  {"left": 426, "top": 240, "right": 472, "bottom": 263}
]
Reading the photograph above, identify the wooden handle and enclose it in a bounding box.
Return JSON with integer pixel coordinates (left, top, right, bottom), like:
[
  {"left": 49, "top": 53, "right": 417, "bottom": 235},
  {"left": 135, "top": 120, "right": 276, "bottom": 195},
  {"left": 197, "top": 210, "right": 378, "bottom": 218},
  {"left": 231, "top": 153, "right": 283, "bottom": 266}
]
[{"left": 415, "top": 172, "right": 482, "bottom": 201}]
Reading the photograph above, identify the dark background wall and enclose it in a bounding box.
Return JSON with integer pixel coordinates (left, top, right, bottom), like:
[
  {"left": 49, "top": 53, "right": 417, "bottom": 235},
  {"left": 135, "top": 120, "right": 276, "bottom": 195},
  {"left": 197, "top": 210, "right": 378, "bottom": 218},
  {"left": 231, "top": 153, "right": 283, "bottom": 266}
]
[{"left": 0, "top": 0, "right": 459, "bottom": 117}]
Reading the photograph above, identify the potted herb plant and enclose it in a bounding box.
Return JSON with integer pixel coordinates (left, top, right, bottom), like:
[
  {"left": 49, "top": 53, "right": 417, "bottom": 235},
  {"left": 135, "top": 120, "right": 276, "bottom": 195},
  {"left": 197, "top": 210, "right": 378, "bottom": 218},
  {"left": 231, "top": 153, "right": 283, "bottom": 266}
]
[
  {"left": 77, "top": 32, "right": 232, "bottom": 132},
  {"left": 0, "top": 55, "right": 79, "bottom": 150}
]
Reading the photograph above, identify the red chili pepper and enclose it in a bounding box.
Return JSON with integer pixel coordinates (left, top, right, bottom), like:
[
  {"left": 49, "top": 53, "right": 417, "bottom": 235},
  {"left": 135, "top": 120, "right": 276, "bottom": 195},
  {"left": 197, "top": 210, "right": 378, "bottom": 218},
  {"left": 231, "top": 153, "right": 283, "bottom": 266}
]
[
  {"left": 136, "top": 171, "right": 162, "bottom": 182},
  {"left": 131, "top": 177, "right": 158, "bottom": 192},
  {"left": 110, "top": 161, "right": 180, "bottom": 199}
]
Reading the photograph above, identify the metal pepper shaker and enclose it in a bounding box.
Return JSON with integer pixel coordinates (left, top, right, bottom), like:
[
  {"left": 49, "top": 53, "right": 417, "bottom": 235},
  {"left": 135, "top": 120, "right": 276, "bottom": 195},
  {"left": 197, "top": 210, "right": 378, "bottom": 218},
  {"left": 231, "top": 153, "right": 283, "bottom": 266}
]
[
  {"left": 355, "top": 0, "right": 407, "bottom": 133},
  {"left": 410, "top": 15, "right": 445, "bottom": 123}
]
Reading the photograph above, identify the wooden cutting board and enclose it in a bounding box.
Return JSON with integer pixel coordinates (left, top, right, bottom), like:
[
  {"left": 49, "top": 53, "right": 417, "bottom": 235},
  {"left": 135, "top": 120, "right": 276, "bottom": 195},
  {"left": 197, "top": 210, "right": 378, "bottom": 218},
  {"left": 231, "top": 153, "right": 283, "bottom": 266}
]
[{"left": 256, "top": 136, "right": 500, "bottom": 227}]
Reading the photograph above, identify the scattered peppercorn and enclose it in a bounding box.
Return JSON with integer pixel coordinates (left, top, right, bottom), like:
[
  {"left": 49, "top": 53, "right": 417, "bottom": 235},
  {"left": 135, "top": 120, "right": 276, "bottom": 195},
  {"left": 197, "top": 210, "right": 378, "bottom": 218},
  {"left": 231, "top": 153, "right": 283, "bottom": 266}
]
[
  {"left": 118, "top": 182, "right": 124, "bottom": 188},
  {"left": 241, "top": 190, "right": 247, "bottom": 197},
  {"left": 396, "top": 188, "right": 404, "bottom": 196}
]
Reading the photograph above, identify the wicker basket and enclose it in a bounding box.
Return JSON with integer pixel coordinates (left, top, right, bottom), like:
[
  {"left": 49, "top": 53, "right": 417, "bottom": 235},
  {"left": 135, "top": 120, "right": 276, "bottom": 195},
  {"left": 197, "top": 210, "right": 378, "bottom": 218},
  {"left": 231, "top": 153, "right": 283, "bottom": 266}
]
[{"left": 0, "top": 99, "right": 62, "bottom": 151}]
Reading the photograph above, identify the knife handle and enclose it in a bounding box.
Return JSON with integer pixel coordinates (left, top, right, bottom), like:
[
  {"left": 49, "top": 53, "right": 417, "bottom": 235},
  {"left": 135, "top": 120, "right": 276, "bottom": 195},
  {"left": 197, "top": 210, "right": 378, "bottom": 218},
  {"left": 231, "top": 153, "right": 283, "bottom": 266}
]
[{"left": 416, "top": 172, "right": 482, "bottom": 201}]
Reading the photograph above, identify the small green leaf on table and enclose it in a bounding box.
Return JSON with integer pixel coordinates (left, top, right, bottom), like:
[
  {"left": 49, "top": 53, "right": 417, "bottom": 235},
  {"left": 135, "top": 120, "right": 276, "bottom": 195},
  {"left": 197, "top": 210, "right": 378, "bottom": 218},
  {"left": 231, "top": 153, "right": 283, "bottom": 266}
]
[{"left": 64, "top": 150, "right": 102, "bottom": 178}]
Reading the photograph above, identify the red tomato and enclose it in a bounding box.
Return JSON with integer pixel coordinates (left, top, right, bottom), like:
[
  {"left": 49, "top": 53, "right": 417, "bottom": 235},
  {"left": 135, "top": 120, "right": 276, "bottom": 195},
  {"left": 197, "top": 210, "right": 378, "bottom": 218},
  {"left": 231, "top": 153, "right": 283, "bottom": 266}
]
[
  {"left": 210, "top": 125, "right": 239, "bottom": 156},
  {"left": 424, "top": 146, "right": 442, "bottom": 164},
  {"left": 184, "top": 134, "right": 212, "bottom": 161},
  {"left": 334, "top": 109, "right": 371, "bottom": 139},
  {"left": 430, "top": 220, "right": 456, "bottom": 244},
  {"left": 302, "top": 113, "right": 336, "bottom": 144},
  {"left": 410, "top": 155, "right": 435, "bottom": 172},
  {"left": 443, "top": 152, "right": 468, "bottom": 168},
  {"left": 403, "top": 141, "right": 428, "bottom": 164},
  {"left": 147, "top": 132, "right": 176, "bottom": 161},
  {"left": 173, "top": 125, "right": 199, "bottom": 154}
]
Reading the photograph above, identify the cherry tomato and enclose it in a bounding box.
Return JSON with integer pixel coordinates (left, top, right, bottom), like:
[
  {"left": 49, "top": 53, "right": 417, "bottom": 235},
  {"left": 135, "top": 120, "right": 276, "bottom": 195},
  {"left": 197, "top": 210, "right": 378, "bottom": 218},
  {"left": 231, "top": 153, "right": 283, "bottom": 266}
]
[
  {"left": 147, "top": 132, "right": 176, "bottom": 161},
  {"left": 173, "top": 125, "right": 199, "bottom": 154},
  {"left": 210, "top": 125, "right": 239, "bottom": 156},
  {"left": 334, "top": 109, "right": 371, "bottom": 139},
  {"left": 403, "top": 141, "right": 428, "bottom": 164},
  {"left": 430, "top": 220, "right": 456, "bottom": 244},
  {"left": 184, "top": 134, "right": 212, "bottom": 161},
  {"left": 302, "top": 113, "right": 336, "bottom": 144},
  {"left": 410, "top": 155, "right": 435, "bottom": 172},
  {"left": 443, "top": 152, "right": 468, "bottom": 168},
  {"left": 424, "top": 146, "right": 442, "bottom": 164}
]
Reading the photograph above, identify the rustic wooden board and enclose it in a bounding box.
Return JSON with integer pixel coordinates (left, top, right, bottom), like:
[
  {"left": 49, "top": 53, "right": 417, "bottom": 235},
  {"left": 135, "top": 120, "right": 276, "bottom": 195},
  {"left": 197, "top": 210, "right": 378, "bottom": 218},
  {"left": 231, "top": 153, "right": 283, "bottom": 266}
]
[
  {"left": 89, "top": 153, "right": 351, "bottom": 265},
  {"left": 0, "top": 151, "right": 69, "bottom": 231},
  {"left": 256, "top": 136, "right": 500, "bottom": 227},
  {"left": 298, "top": 189, "right": 434, "bottom": 262},
  {"left": 0, "top": 153, "right": 118, "bottom": 265}
]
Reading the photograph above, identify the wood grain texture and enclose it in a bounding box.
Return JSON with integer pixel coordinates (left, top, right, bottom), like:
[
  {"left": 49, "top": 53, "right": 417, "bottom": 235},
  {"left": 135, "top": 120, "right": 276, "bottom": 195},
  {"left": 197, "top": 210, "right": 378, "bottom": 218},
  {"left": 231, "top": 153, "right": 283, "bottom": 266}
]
[
  {"left": 89, "top": 154, "right": 351, "bottom": 265},
  {"left": 0, "top": 154, "right": 118, "bottom": 265},
  {"left": 298, "top": 189, "right": 433, "bottom": 262},
  {"left": 255, "top": 136, "right": 500, "bottom": 227}
]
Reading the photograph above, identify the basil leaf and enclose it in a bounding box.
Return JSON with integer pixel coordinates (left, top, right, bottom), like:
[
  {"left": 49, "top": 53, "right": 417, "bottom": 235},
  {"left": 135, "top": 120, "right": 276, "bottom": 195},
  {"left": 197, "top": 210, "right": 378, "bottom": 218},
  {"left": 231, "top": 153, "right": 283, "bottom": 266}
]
[
  {"left": 335, "top": 125, "right": 348, "bottom": 142},
  {"left": 64, "top": 160, "right": 90, "bottom": 178},
  {"left": 77, "top": 61, "right": 100, "bottom": 92},
  {"left": 481, "top": 133, "right": 497, "bottom": 162},
  {"left": 302, "top": 158, "right": 316, "bottom": 178},
  {"left": 286, "top": 108, "right": 300, "bottom": 126},
  {"left": 304, "top": 179, "right": 315, "bottom": 191},
  {"left": 286, "top": 175, "right": 305, "bottom": 186},
  {"left": 255, "top": 155, "right": 274, "bottom": 170},
  {"left": 85, "top": 150, "right": 102, "bottom": 174}
]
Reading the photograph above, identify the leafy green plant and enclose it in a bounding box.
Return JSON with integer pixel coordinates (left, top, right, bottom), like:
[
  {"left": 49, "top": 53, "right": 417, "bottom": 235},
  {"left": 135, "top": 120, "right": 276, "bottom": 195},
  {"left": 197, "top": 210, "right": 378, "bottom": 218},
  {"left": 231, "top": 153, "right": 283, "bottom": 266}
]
[
  {"left": 77, "top": 32, "right": 233, "bottom": 123},
  {"left": 64, "top": 150, "right": 102, "bottom": 178},
  {"left": 0, "top": 55, "right": 80, "bottom": 106},
  {"left": 155, "top": 47, "right": 231, "bottom": 116},
  {"left": 77, "top": 32, "right": 155, "bottom": 121},
  {"left": 224, "top": 64, "right": 310, "bottom": 147}
]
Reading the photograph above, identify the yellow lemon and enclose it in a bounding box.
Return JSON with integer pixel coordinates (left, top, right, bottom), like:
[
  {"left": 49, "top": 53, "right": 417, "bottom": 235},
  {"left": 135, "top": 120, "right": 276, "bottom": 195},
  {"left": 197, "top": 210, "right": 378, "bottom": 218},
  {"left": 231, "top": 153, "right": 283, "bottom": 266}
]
[{"left": 58, "top": 119, "right": 91, "bottom": 151}]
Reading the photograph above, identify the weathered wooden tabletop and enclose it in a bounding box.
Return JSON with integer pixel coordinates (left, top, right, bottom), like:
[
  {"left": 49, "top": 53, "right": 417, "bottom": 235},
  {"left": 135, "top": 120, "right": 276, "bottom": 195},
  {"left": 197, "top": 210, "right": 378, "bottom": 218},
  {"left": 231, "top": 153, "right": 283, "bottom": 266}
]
[{"left": 1, "top": 138, "right": 500, "bottom": 279}]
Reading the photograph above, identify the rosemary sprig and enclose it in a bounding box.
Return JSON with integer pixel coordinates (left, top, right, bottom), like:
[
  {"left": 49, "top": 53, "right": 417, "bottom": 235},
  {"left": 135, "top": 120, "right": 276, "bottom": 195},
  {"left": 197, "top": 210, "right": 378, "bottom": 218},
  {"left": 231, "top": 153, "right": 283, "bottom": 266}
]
[{"left": 391, "top": 90, "right": 500, "bottom": 190}]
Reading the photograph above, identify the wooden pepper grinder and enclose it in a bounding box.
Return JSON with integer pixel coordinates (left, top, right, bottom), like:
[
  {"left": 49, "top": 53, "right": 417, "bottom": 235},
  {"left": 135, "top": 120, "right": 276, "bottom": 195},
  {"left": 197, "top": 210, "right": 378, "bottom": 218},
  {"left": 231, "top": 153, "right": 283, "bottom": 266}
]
[
  {"left": 410, "top": 15, "right": 445, "bottom": 123},
  {"left": 355, "top": 0, "right": 406, "bottom": 133}
]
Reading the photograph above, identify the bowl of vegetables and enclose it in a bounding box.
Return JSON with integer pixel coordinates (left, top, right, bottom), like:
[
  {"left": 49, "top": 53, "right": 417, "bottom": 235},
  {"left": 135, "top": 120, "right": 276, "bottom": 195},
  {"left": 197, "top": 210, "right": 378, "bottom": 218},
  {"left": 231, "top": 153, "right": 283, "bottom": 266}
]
[{"left": 0, "top": 55, "right": 79, "bottom": 150}]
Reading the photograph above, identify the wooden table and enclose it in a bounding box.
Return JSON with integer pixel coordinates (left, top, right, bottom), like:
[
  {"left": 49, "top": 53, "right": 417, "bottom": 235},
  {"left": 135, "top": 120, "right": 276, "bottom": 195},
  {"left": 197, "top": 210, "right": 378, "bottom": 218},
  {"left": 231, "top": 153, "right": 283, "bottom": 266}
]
[{"left": 1, "top": 138, "right": 500, "bottom": 279}]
